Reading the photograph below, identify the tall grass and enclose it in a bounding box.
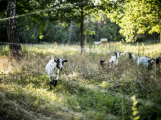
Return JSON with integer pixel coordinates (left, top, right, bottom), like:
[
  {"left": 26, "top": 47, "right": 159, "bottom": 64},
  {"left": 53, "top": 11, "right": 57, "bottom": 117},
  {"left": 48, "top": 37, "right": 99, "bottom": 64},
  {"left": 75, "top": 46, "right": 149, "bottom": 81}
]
[{"left": 0, "top": 42, "right": 161, "bottom": 120}]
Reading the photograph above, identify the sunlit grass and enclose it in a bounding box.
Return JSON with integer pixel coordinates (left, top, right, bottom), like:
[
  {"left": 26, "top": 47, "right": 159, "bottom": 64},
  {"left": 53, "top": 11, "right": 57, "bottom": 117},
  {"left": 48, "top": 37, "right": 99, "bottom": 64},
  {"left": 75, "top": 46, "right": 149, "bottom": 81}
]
[{"left": 0, "top": 42, "right": 161, "bottom": 120}]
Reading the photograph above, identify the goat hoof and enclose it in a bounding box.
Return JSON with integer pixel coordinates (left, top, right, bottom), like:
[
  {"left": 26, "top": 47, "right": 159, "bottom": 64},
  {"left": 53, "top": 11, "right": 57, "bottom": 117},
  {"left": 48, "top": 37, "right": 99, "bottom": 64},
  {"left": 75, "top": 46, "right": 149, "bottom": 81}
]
[
  {"left": 54, "top": 80, "right": 58, "bottom": 87},
  {"left": 50, "top": 86, "right": 52, "bottom": 90}
]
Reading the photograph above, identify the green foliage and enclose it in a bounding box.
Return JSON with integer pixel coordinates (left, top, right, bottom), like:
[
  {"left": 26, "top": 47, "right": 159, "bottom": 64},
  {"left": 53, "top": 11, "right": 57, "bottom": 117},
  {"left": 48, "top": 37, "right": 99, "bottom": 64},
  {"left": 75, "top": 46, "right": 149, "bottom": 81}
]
[
  {"left": 17, "top": 19, "right": 38, "bottom": 43},
  {"left": 106, "top": 0, "right": 161, "bottom": 42},
  {"left": 131, "top": 95, "right": 140, "bottom": 120},
  {"left": 0, "top": 0, "right": 124, "bottom": 44},
  {"left": 0, "top": 45, "right": 9, "bottom": 56},
  {"left": 0, "top": 20, "right": 7, "bottom": 42},
  {"left": 99, "top": 81, "right": 110, "bottom": 89},
  {"left": 100, "top": 16, "right": 124, "bottom": 41},
  {"left": 41, "top": 21, "right": 79, "bottom": 44},
  {"left": 84, "top": 29, "right": 95, "bottom": 35}
]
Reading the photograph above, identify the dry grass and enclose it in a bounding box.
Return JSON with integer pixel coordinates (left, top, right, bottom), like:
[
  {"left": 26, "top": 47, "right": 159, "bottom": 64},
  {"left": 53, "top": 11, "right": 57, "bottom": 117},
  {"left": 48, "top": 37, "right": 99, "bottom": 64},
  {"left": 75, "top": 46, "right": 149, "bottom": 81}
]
[{"left": 0, "top": 42, "right": 161, "bottom": 120}]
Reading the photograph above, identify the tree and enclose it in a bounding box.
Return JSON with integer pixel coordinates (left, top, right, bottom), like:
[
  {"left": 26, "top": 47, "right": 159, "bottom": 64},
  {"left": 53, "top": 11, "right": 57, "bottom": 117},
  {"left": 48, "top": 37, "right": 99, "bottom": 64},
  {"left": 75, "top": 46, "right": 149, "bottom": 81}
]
[
  {"left": 0, "top": 0, "right": 58, "bottom": 59},
  {"left": 100, "top": 16, "right": 124, "bottom": 41},
  {"left": 105, "top": 0, "right": 161, "bottom": 42},
  {"left": 66, "top": 0, "right": 99, "bottom": 53},
  {"left": 141, "top": 0, "right": 161, "bottom": 42},
  {"left": 7, "top": 0, "right": 22, "bottom": 60},
  {"left": 84, "top": 13, "right": 124, "bottom": 42},
  {"left": 54, "top": 0, "right": 113, "bottom": 53},
  {"left": 68, "top": 21, "right": 73, "bottom": 45}
]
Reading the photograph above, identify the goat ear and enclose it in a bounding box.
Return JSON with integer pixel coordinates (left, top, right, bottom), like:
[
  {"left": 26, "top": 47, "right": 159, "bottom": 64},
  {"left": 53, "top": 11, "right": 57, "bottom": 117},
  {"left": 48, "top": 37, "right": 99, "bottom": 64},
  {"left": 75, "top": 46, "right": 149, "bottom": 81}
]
[
  {"left": 148, "top": 60, "right": 151, "bottom": 63},
  {"left": 114, "top": 52, "right": 116, "bottom": 54},
  {"left": 55, "top": 56, "right": 59, "bottom": 60},
  {"left": 63, "top": 60, "right": 68, "bottom": 62},
  {"left": 51, "top": 55, "right": 54, "bottom": 60},
  {"left": 100, "top": 60, "right": 105, "bottom": 63}
]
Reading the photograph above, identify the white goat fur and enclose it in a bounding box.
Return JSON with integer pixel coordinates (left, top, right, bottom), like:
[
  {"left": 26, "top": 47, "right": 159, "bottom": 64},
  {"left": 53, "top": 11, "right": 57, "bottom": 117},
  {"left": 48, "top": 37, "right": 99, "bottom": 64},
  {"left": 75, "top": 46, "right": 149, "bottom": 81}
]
[
  {"left": 120, "top": 52, "right": 127, "bottom": 57},
  {"left": 132, "top": 54, "right": 136, "bottom": 60},
  {"left": 137, "top": 56, "right": 154, "bottom": 68},
  {"left": 109, "top": 56, "right": 118, "bottom": 67},
  {"left": 45, "top": 55, "right": 60, "bottom": 82},
  {"left": 114, "top": 52, "right": 121, "bottom": 59}
]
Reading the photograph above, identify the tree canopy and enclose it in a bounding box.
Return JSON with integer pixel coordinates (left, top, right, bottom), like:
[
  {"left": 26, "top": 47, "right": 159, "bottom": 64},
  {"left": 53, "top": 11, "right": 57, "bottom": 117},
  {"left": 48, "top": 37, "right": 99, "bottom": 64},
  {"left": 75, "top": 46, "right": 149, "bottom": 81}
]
[
  {"left": 0, "top": 0, "right": 159, "bottom": 46},
  {"left": 105, "top": 0, "right": 161, "bottom": 42}
]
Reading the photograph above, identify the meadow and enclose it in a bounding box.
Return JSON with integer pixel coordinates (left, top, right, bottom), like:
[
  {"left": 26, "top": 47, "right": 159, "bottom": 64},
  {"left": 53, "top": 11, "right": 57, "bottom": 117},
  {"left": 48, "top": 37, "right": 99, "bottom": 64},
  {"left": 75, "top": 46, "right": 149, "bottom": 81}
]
[{"left": 0, "top": 42, "right": 161, "bottom": 120}]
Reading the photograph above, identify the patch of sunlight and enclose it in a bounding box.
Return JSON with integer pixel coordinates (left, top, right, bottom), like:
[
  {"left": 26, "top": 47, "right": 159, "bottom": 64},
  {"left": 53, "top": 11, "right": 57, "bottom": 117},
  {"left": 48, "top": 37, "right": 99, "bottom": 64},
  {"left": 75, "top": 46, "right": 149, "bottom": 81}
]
[
  {"left": 0, "top": 56, "right": 13, "bottom": 74},
  {"left": 65, "top": 72, "right": 80, "bottom": 80},
  {"left": 25, "top": 84, "right": 60, "bottom": 102},
  {"left": 0, "top": 69, "right": 12, "bottom": 74},
  {"left": 99, "top": 81, "right": 110, "bottom": 88}
]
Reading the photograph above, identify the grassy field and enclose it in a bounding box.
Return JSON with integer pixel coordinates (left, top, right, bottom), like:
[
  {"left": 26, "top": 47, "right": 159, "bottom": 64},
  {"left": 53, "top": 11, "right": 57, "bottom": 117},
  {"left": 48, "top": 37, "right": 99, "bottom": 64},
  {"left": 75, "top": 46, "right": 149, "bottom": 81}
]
[{"left": 0, "top": 42, "right": 161, "bottom": 120}]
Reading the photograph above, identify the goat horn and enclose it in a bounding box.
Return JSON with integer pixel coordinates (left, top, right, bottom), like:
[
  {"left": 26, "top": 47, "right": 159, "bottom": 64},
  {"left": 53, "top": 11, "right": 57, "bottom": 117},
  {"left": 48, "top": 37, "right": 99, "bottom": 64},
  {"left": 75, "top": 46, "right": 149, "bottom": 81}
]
[{"left": 55, "top": 56, "right": 59, "bottom": 59}]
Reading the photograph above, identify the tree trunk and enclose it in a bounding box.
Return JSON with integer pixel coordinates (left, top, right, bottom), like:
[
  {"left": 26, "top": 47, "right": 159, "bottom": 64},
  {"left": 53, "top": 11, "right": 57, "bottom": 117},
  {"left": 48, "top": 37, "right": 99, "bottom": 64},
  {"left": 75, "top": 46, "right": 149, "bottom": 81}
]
[
  {"left": 68, "top": 21, "right": 73, "bottom": 45},
  {"left": 160, "top": 19, "right": 161, "bottom": 43},
  {"left": 34, "top": 22, "right": 40, "bottom": 43},
  {"left": 7, "top": 0, "right": 22, "bottom": 60},
  {"left": 144, "top": 32, "right": 147, "bottom": 43},
  {"left": 85, "top": 34, "right": 87, "bottom": 44},
  {"left": 97, "top": 20, "right": 101, "bottom": 41},
  {"left": 80, "top": 11, "right": 84, "bottom": 53}
]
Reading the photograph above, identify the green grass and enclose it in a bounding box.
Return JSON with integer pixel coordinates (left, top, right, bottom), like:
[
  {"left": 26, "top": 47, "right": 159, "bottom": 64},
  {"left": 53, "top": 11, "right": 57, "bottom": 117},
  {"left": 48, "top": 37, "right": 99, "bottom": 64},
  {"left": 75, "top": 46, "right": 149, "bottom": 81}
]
[{"left": 0, "top": 42, "right": 161, "bottom": 120}]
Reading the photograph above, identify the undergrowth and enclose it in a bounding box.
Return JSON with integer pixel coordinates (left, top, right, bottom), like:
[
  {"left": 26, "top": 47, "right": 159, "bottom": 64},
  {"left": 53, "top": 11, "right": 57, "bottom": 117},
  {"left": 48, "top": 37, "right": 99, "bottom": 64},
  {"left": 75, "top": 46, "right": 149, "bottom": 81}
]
[{"left": 0, "top": 42, "right": 161, "bottom": 120}]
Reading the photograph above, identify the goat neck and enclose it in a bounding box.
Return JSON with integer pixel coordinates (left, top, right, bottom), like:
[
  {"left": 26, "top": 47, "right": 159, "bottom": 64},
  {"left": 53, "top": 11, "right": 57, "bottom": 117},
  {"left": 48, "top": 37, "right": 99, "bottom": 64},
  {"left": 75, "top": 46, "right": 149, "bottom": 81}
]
[{"left": 114, "top": 52, "right": 121, "bottom": 59}]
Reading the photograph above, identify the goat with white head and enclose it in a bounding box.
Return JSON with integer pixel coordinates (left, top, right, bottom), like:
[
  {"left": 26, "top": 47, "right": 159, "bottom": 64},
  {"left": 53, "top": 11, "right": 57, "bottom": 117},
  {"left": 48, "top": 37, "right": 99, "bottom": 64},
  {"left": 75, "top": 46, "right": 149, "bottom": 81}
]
[
  {"left": 137, "top": 56, "right": 154, "bottom": 70},
  {"left": 114, "top": 51, "right": 121, "bottom": 59},
  {"left": 109, "top": 56, "right": 118, "bottom": 68},
  {"left": 100, "top": 52, "right": 121, "bottom": 68},
  {"left": 128, "top": 52, "right": 136, "bottom": 60},
  {"left": 108, "top": 52, "right": 121, "bottom": 68},
  {"left": 120, "top": 52, "right": 127, "bottom": 57},
  {"left": 45, "top": 55, "right": 68, "bottom": 89}
]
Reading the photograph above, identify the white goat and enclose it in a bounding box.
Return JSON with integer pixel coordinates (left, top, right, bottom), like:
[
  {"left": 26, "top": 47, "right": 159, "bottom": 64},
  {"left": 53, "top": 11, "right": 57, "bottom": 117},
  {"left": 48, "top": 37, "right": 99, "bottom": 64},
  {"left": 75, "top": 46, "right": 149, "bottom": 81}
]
[
  {"left": 120, "top": 52, "right": 127, "bottom": 57},
  {"left": 137, "top": 56, "right": 154, "bottom": 70},
  {"left": 100, "top": 52, "right": 120, "bottom": 68},
  {"left": 109, "top": 51, "right": 121, "bottom": 67},
  {"left": 114, "top": 51, "right": 121, "bottom": 59},
  {"left": 128, "top": 52, "right": 136, "bottom": 60},
  {"left": 45, "top": 55, "right": 68, "bottom": 89},
  {"left": 109, "top": 55, "right": 118, "bottom": 68}
]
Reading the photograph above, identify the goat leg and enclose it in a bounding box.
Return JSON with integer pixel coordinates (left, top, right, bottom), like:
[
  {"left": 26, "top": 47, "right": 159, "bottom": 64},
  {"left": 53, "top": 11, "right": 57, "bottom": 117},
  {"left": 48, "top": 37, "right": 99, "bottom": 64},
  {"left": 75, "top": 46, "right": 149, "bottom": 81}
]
[
  {"left": 52, "top": 79, "right": 55, "bottom": 86},
  {"left": 50, "top": 82, "right": 52, "bottom": 89},
  {"left": 54, "top": 80, "right": 58, "bottom": 87}
]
